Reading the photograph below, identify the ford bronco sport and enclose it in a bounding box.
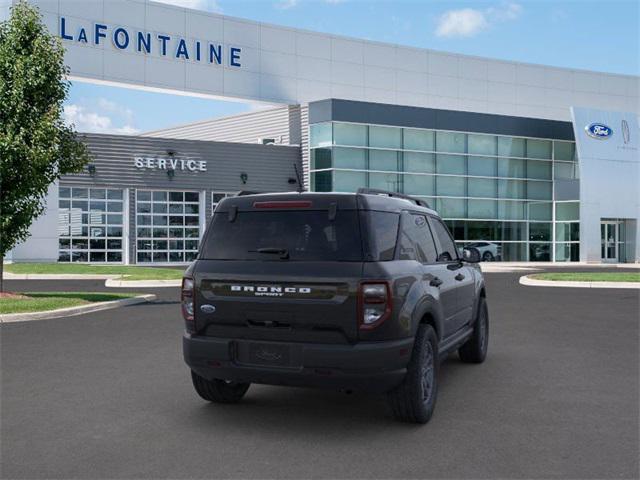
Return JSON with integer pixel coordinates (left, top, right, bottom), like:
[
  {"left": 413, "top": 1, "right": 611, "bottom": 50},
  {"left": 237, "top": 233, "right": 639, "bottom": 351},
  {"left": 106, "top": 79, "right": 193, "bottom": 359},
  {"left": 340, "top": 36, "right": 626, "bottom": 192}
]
[{"left": 182, "top": 189, "right": 488, "bottom": 423}]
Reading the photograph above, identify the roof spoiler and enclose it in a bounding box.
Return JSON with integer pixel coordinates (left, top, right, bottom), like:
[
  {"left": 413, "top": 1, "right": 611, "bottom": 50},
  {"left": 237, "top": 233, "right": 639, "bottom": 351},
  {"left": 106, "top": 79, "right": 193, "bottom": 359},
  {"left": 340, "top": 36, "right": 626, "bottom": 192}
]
[{"left": 356, "top": 188, "right": 430, "bottom": 208}]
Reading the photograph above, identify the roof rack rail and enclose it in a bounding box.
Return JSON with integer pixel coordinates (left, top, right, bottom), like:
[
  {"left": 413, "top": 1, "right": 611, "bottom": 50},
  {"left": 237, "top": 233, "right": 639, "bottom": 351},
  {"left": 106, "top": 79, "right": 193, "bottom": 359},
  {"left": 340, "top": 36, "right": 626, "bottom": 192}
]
[{"left": 356, "top": 188, "right": 430, "bottom": 208}]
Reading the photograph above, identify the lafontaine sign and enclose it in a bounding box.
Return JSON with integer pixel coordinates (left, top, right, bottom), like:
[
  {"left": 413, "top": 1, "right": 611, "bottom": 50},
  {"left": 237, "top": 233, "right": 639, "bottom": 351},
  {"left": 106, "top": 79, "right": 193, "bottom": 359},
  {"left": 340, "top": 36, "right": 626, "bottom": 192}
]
[
  {"left": 134, "top": 156, "right": 207, "bottom": 172},
  {"left": 60, "top": 17, "right": 242, "bottom": 68}
]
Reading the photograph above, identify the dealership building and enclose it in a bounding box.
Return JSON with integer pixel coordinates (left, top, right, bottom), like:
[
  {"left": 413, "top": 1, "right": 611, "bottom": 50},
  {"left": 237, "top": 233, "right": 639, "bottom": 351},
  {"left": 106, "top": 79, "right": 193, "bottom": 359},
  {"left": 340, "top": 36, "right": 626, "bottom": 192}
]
[{"left": 3, "top": 0, "right": 639, "bottom": 264}]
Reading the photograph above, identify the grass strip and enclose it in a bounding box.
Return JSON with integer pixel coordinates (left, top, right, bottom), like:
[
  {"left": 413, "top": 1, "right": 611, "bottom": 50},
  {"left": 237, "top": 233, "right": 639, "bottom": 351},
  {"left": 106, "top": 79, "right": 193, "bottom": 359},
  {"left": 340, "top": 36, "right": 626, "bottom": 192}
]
[
  {"left": 0, "top": 291, "right": 138, "bottom": 314},
  {"left": 530, "top": 272, "right": 640, "bottom": 283},
  {"left": 5, "top": 263, "right": 184, "bottom": 281}
]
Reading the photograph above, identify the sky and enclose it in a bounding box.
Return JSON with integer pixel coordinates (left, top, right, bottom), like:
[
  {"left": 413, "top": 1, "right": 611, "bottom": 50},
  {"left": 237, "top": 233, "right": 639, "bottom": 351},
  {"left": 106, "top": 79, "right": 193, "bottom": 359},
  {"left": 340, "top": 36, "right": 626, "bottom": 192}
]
[{"left": 63, "top": 0, "right": 640, "bottom": 135}]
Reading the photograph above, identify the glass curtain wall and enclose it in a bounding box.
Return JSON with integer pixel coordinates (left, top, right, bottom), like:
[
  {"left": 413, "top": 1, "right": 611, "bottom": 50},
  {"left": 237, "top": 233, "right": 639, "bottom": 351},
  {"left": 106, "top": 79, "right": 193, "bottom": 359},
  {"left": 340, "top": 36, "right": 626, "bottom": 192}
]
[{"left": 310, "top": 122, "right": 579, "bottom": 261}]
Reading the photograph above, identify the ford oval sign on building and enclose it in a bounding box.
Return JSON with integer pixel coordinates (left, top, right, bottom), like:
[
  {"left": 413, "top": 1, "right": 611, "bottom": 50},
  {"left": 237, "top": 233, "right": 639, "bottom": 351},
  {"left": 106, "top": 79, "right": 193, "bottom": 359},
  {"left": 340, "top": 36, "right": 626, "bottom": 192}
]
[{"left": 585, "top": 123, "right": 613, "bottom": 139}]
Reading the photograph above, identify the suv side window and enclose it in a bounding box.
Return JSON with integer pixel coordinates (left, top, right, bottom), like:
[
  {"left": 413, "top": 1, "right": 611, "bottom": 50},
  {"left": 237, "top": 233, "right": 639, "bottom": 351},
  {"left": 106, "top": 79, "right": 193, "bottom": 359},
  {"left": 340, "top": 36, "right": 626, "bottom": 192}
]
[
  {"left": 429, "top": 217, "right": 458, "bottom": 262},
  {"left": 398, "top": 213, "right": 438, "bottom": 263}
]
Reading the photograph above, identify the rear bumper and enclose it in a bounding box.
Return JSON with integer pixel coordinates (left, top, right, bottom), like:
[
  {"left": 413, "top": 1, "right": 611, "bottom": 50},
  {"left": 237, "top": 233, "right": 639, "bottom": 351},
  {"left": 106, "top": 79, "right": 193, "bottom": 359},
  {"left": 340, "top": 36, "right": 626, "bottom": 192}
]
[{"left": 183, "top": 334, "right": 414, "bottom": 393}]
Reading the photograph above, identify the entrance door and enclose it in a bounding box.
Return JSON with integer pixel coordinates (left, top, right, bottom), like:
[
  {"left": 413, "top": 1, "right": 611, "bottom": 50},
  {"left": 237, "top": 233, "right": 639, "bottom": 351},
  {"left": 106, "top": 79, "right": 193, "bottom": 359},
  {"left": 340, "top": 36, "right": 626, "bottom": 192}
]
[{"left": 601, "top": 221, "right": 618, "bottom": 262}]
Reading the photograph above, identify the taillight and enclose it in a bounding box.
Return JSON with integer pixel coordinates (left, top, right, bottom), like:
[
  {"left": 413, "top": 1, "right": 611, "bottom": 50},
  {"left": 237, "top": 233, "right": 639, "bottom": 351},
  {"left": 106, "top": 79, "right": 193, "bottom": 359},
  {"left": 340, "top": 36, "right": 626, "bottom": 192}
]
[
  {"left": 181, "top": 277, "right": 195, "bottom": 333},
  {"left": 358, "top": 282, "right": 392, "bottom": 330}
]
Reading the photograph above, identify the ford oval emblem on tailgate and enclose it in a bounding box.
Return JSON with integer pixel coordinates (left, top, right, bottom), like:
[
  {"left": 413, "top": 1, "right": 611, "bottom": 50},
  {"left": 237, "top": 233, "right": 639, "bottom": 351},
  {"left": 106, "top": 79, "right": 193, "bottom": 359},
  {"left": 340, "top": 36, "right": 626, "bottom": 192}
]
[{"left": 200, "top": 304, "right": 216, "bottom": 314}]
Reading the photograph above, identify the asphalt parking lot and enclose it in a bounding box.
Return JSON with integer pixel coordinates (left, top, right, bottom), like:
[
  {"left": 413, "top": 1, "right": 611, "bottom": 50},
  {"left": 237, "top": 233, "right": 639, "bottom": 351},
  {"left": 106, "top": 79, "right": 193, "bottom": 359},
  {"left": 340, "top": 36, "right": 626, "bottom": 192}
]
[{"left": 2, "top": 268, "right": 639, "bottom": 479}]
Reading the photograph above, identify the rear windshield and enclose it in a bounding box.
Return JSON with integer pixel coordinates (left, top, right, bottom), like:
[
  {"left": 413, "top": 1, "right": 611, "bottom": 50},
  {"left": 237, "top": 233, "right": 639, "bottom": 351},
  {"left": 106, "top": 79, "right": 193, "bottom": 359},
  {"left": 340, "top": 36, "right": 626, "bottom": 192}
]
[{"left": 201, "top": 210, "right": 363, "bottom": 261}]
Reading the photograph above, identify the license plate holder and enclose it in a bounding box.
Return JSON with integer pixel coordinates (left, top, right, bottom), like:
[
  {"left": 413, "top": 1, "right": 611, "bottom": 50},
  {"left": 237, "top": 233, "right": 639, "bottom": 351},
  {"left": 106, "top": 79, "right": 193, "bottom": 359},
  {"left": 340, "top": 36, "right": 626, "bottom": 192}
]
[{"left": 237, "top": 342, "right": 292, "bottom": 367}]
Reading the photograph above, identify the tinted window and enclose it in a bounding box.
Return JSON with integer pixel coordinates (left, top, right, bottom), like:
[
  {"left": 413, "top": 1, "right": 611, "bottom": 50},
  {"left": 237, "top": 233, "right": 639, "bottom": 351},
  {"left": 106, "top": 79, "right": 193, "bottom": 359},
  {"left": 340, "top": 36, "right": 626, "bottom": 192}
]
[
  {"left": 398, "top": 214, "right": 438, "bottom": 263},
  {"left": 361, "top": 211, "right": 399, "bottom": 261},
  {"left": 429, "top": 217, "right": 458, "bottom": 262},
  {"left": 201, "top": 211, "right": 362, "bottom": 261}
]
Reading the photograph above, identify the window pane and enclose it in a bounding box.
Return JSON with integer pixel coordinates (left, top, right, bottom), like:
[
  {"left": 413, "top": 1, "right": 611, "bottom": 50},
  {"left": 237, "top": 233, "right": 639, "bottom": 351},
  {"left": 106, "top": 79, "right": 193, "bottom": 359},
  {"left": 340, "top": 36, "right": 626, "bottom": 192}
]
[
  {"left": 498, "top": 179, "right": 525, "bottom": 199},
  {"left": 72, "top": 188, "right": 88, "bottom": 199},
  {"left": 529, "top": 243, "right": 551, "bottom": 261},
  {"left": 556, "top": 202, "right": 579, "bottom": 221},
  {"left": 153, "top": 191, "right": 167, "bottom": 202},
  {"left": 369, "top": 150, "right": 398, "bottom": 171},
  {"left": 499, "top": 222, "right": 527, "bottom": 241},
  {"left": 310, "top": 122, "right": 332, "bottom": 147},
  {"left": 404, "top": 174, "right": 434, "bottom": 196},
  {"left": 498, "top": 137, "right": 525, "bottom": 157},
  {"left": 185, "top": 192, "right": 199, "bottom": 202},
  {"left": 311, "top": 148, "right": 332, "bottom": 169},
  {"left": 312, "top": 171, "right": 332, "bottom": 192},
  {"left": 334, "top": 147, "right": 366, "bottom": 169},
  {"left": 555, "top": 242, "right": 579, "bottom": 261},
  {"left": 404, "top": 129, "right": 434, "bottom": 151},
  {"left": 429, "top": 217, "right": 458, "bottom": 262},
  {"left": 468, "top": 200, "right": 497, "bottom": 219},
  {"left": 526, "top": 139, "right": 552, "bottom": 159},
  {"left": 404, "top": 152, "right": 435, "bottom": 173},
  {"left": 498, "top": 201, "right": 524, "bottom": 220},
  {"left": 370, "top": 173, "right": 400, "bottom": 191},
  {"left": 554, "top": 162, "right": 579, "bottom": 180},
  {"left": 468, "top": 178, "right": 496, "bottom": 198},
  {"left": 90, "top": 189, "right": 106, "bottom": 199},
  {"left": 107, "top": 189, "right": 123, "bottom": 200},
  {"left": 527, "top": 160, "right": 552, "bottom": 180},
  {"left": 398, "top": 214, "right": 438, "bottom": 263},
  {"left": 59, "top": 187, "right": 71, "bottom": 198},
  {"left": 555, "top": 222, "right": 579, "bottom": 242},
  {"left": 436, "top": 176, "right": 465, "bottom": 196},
  {"left": 334, "top": 170, "right": 366, "bottom": 192},
  {"left": 334, "top": 123, "right": 367, "bottom": 146},
  {"left": 362, "top": 211, "right": 400, "bottom": 261},
  {"left": 528, "top": 202, "right": 552, "bottom": 221},
  {"left": 530, "top": 222, "right": 552, "bottom": 241},
  {"left": 137, "top": 191, "right": 151, "bottom": 201},
  {"left": 436, "top": 154, "right": 466, "bottom": 174},
  {"left": 468, "top": 134, "right": 497, "bottom": 156},
  {"left": 369, "top": 125, "right": 401, "bottom": 149},
  {"left": 436, "top": 131, "right": 466, "bottom": 153},
  {"left": 498, "top": 158, "right": 526, "bottom": 178},
  {"left": 169, "top": 191, "right": 183, "bottom": 202},
  {"left": 468, "top": 156, "right": 497, "bottom": 177},
  {"left": 500, "top": 242, "right": 527, "bottom": 261},
  {"left": 554, "top": 141, "right": 576, "bottom": 161},
  {"left": 467, "top": 221, "right": 496, "bottom": 241},
  {"left": 436, "top": 198, "right": 466, "bottom": 218},
  {"left": 527, "top": 181, "right": 552, "bottom": 200}
]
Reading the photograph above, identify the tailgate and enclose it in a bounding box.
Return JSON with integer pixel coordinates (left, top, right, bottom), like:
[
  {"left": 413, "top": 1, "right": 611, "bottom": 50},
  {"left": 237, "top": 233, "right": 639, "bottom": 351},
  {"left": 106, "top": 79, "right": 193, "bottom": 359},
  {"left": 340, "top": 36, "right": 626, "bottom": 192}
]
[{"left": 193, "top": 260, "right": 363, "bottom": 344}]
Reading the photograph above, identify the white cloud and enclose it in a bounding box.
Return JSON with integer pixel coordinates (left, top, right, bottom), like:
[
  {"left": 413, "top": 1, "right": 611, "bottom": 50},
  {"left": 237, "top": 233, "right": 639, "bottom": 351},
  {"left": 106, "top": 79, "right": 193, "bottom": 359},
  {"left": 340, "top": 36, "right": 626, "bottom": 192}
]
[
  {"left": 435, "top": 2, "right": 522, "bottom": 38},
  {"left": 275, "top": 0, "right": 298, "bottom": 9},
  {"left": 64, "top": 100, "right": 139, "bottom": 135},
  {"left": 152, "top": 0, "right": 222, "bottom": 13}
]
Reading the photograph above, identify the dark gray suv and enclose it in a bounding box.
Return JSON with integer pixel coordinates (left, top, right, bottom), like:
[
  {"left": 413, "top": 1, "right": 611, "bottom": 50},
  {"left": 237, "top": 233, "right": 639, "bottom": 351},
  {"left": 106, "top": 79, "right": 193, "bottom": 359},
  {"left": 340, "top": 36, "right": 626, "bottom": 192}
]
[{"left": 182, "top": 189, "right": 488, "bottom": 423}]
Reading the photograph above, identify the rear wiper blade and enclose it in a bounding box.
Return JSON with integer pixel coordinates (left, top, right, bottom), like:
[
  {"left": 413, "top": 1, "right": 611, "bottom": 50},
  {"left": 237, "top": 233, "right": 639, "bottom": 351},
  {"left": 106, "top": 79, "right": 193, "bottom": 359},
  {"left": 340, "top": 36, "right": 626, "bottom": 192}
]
[{"left": 249, "top": 247, "right": 290, "bottom": 259}]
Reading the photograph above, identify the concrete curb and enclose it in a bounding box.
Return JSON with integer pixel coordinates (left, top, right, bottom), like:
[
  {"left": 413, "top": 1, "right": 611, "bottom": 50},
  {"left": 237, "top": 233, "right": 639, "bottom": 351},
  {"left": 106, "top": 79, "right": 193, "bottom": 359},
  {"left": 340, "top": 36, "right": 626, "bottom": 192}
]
[
  {"left": 0, "top": 294, "right": 157, "bottom": 323},
  {"left": 519, "top": 275, "right": 640, "bottom": 289},
  {"left": 105, "top": 278, "right": 181, "bottom": 288},
  {"left": 3, "top": 273, "right": 181, "bottom": 288}
]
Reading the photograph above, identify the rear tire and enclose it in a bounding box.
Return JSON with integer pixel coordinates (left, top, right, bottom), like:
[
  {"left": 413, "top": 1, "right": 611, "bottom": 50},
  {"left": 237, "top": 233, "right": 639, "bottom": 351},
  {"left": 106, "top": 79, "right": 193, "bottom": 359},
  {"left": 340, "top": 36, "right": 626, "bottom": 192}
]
[
  {"left": 482, "top": 251, "right": 494, "bottom": 262},
  {"left": 191, "top": 371, "right": 250, "bottom": 403},
  {"left": 387, "top": 325, "right": 439, "bottom": 424},
  {"left": 458, "top": 297, "right": 489, "bottom": 364}
]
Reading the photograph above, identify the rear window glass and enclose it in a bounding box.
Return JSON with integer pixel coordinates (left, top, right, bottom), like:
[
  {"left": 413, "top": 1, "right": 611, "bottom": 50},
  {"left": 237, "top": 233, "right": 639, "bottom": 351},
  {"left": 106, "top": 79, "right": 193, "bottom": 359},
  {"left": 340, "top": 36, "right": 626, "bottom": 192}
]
[{"left": 201, "top": 210, "right": 363, "bottom": 261}]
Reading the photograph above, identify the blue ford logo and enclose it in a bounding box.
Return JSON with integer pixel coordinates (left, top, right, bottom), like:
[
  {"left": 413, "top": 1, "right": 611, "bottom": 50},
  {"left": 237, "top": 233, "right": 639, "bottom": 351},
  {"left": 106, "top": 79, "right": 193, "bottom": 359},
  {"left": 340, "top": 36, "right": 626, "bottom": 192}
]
[{"left": 585, "top": 123, "right": 613, "bottom": 139}]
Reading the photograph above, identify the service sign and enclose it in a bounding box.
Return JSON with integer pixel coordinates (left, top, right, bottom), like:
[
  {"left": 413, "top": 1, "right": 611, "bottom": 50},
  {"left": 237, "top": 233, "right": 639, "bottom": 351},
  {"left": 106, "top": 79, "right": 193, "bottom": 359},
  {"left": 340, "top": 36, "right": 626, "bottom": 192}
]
[{"left": 134, "top": 156, "right": 207, "bottom": 172}]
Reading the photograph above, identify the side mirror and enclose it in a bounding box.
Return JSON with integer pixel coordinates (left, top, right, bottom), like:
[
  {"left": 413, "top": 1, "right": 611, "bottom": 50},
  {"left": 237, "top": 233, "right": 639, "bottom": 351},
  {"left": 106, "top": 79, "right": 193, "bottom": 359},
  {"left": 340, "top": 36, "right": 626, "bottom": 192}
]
[{"left": 462, "top": 247, "right": 481, "bottom": 263}]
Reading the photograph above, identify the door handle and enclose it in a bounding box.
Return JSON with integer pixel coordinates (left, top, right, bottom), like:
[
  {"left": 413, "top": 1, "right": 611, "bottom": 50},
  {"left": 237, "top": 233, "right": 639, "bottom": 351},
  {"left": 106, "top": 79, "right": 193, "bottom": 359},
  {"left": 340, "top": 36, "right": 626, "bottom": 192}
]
[
  {"left": 429, "top": 277, "right": 443, "bottom": 287},
  {"left": 455, "top": 273, "right": 465, "bottom": 281}
]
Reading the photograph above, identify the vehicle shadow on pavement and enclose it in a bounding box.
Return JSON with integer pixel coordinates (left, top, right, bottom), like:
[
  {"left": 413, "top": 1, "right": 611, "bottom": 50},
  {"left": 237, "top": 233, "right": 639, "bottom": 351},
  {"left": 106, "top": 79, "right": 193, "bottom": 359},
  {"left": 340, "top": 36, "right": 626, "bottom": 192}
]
[{"left": 179, "top": 355, "right": 469, "bottom": 432}]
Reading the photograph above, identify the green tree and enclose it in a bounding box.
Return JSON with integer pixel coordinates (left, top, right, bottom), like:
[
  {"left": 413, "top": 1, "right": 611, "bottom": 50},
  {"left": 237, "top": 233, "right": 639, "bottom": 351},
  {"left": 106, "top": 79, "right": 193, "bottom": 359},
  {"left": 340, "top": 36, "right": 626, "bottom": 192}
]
[{"left": 0, "top": 1, "right": 90, "bottom": 291}]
